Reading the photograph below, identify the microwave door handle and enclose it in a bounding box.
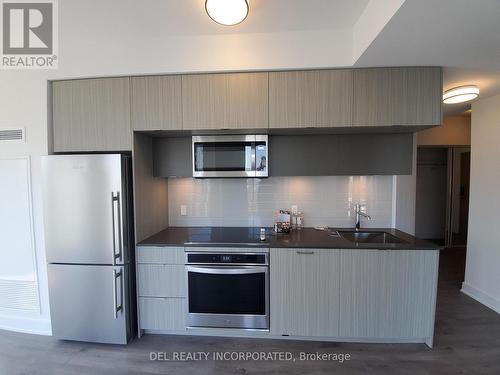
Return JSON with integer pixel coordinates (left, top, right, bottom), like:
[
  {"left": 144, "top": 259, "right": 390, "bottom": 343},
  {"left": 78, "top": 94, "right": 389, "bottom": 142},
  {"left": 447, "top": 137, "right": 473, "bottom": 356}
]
[{"left": 186, "top": 266, "right": 266, "bottom": 275}]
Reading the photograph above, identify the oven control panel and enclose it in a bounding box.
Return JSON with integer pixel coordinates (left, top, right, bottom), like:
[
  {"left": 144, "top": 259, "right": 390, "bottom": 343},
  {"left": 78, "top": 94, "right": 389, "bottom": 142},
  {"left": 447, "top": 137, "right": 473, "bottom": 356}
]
[{"left": 187, "top": 253, "right": 268, "bottom": 265}]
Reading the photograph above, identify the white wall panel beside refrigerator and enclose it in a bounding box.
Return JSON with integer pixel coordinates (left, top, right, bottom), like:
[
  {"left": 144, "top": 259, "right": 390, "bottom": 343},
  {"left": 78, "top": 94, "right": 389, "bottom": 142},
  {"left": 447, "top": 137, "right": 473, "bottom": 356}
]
[{"left": 0, "top": 157, "right": 39, "bottom": 312}]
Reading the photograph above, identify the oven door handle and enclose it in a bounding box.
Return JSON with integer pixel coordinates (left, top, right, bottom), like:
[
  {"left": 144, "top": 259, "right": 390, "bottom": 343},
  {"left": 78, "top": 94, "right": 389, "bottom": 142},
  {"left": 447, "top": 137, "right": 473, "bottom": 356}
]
[{"left": 186, "top": 266, "right": 266, "bottom": 275}]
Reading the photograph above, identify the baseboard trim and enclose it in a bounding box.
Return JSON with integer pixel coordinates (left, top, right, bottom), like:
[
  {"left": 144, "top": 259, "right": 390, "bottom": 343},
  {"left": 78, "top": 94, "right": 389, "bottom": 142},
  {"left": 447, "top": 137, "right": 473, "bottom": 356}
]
[
  {"left": 0, "top": 314, "right": 52, "bottom": 336},
  {"left": 461, "top": 282, "right": 500, "bottom": 314},
  {"left": 144, "top": 330, "right": 429, "bottom": 346}
]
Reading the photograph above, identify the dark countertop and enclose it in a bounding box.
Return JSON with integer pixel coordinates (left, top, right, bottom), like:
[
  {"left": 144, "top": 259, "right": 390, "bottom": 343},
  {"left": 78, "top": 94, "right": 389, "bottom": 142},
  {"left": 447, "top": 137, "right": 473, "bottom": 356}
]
[{"left": 137, "top": 227, "right": 442, "bottom": 250}]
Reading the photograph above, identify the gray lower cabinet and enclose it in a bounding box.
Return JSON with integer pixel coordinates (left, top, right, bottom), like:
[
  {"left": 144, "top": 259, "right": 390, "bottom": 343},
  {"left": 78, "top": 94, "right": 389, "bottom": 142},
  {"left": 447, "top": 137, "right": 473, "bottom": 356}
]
[
  {"left": 131, "top": 76, "right": 182, "bottom": 131},
  {"left": 353, "top": 67, "right": 442, "bottom": 127},
  {"left": 136, "top": 246, "right": 186, "bottom": 332},
  {"left": 270, "top": 248, "right": 341, "bottom": 337},
  {"left": 270, "top": 248, "right": 439, "bottom": 345},
  {"left": 339, "top": 249, "right": 439, "bottom": 341},
  {"left": 52, "top": 78, "right": 132, "bottom": 152}
]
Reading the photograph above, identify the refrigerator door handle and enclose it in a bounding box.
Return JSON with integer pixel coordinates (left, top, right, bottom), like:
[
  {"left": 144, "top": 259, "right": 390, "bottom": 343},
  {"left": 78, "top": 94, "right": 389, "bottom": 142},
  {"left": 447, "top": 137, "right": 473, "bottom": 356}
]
[
  {"left": 111, "top": 192, "right": 122, "bottom": 265},
  {"left": 112, "top": 269, "right": 123, "bottom": 319}
]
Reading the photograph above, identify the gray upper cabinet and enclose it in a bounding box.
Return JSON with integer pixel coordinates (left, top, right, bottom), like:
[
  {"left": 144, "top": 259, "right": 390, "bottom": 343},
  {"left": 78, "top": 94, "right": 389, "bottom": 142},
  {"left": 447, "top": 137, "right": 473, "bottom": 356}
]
[
  {"left": 182, "top": 72, "right": 269, "bottom": 130},
  {"left": 269, "top": 70, "right": 353, "bottom": 128},
  {"left": 131, "top": 76, "right": 182, "bottom": 131},
  {"left": 52, "top": 78, "right": 132, "bottom": 152},
  {"left": 51, "top": 68, "right": 442, "bottom": 152},
  {"left": 353, "top": 67, "right": 442, "bottom": 127}
]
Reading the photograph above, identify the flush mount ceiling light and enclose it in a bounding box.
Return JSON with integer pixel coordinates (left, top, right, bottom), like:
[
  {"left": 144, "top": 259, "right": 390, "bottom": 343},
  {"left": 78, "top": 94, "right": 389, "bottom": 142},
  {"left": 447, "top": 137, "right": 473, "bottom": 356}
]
[
  {"left": 205, "top": 0, "right": 249, "bottom": 26},
  {"left": 443, "top": 85, "right": 480, "bottom": 104}
]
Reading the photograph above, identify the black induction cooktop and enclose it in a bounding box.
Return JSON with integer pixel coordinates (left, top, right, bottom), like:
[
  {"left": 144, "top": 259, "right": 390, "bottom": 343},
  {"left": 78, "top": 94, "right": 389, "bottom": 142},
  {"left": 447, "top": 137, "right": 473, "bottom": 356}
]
[{"left": 184, "top": 227, "right": 268, "bottom": 245}]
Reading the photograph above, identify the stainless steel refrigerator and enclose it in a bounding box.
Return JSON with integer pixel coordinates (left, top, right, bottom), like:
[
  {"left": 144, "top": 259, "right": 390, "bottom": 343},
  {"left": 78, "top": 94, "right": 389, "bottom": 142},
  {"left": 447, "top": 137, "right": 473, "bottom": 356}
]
[{"left": 41, "top": 154, "right": 136, "bottom": 344}]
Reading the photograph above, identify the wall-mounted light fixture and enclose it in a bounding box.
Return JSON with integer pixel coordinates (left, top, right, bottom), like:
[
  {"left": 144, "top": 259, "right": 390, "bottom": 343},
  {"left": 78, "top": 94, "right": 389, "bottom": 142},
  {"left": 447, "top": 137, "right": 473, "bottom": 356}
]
[
  {"left": 205, "top": 0, "right": 249, "bottom": 26},
  {"left": 443, "top": 85, "right": 480, "bottom": 104}
]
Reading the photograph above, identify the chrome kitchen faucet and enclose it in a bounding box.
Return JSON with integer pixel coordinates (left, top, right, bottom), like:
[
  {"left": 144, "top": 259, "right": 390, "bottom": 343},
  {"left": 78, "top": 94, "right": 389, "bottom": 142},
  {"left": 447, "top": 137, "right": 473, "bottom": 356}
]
[{"left": 354, "top": 203, "right": 371, "bottom": 231}]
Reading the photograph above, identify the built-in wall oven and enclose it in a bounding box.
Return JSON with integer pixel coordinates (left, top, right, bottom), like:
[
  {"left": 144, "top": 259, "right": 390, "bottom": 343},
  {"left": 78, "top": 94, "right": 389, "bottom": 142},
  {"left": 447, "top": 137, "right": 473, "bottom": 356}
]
[
  {"left": 185, "top": 249, "right": 269, "bottom": 330},
  {"left": 192, "top": 135, "right": 268, "bottom": 178}
]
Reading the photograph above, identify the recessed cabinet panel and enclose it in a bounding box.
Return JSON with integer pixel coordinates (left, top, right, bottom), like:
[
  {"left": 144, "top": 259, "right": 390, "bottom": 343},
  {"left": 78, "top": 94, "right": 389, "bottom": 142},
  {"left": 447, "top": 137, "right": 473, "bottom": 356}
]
[
  {"left": 131, "top": 76, "right": 182, "bottom": 131},
  {"left": 353, "top": 67, "right": 442, "bottom": 127},
  {"left": 270, "top": 248, "right": 341, "bottom": 337},
  {"left": 52, "top": 78, "right": 131, "bottom": 152},
  {"left": 152, "top": 137, "right": 192, "bottom": 178},
  {"left": 269, "top": 70, "right": 353, "bottom": 128},
  {"left": 182, "top": 72, "right": 268, "bottom": 130},
  {"left": 269, "top": 134, "right": 413, "bottom": 176}
]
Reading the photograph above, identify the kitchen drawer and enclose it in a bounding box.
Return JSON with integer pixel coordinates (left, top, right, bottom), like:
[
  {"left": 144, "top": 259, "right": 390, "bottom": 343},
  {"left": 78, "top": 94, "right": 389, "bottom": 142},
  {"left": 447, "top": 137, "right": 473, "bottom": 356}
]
[
  {"left": 137, "top": 264, "right": 185, "bottom": 297},
  {"left": 184, "top": 247, "right": 269, "bottom": 253},
  {"left": 139, "top": 297, "right": 186, "bottom": 331},
  {"left": 136, "top": 246, "right": 185, "bottom": 264}
]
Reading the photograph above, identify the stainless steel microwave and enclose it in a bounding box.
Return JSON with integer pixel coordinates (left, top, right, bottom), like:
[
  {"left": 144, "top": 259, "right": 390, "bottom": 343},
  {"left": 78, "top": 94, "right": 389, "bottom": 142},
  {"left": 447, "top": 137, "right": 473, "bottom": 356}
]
[{"left": 192, "top": 135, "right": 268, "bottom": 178}]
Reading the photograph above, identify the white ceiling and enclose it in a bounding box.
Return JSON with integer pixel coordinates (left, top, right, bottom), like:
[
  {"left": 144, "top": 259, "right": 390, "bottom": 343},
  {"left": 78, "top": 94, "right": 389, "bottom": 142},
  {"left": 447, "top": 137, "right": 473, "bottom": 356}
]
[
  {"left": 128, "top": 0, "right": 370, "bottom": 36},
  {"left": 353, "top": 0, "right": 500, "bottom": 115}
]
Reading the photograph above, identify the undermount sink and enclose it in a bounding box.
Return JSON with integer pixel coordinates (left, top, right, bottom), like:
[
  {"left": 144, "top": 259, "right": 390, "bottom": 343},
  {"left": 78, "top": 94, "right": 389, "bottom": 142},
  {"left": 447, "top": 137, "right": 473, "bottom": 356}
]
[{"left": 338, "top": 231, "right": 405, "bottom": 244}]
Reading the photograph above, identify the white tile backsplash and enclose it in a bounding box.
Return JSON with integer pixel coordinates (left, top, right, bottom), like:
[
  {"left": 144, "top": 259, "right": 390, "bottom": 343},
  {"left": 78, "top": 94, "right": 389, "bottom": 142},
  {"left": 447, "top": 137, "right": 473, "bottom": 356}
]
[{"left": 168, "top": 176, "right": 394, "bottom": 228}]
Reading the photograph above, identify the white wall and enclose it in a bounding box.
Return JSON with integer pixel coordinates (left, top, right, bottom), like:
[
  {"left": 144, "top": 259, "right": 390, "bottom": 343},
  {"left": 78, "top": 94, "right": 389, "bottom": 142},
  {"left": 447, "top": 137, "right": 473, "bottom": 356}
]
[
  {"left": 0, "top": 0, "right": 414, "bottom": 334},
  {"left": 461, "top": 94, "right": 500, "bottom": 314},
  {"left": 352, "top": 0, "right": 406, "bottom": 62},
  {"left": 417, "top": 115, "right": 471, "bottom": 147},
  {"left": 0, "top": 75, "right": 52, "bottom": 335}
]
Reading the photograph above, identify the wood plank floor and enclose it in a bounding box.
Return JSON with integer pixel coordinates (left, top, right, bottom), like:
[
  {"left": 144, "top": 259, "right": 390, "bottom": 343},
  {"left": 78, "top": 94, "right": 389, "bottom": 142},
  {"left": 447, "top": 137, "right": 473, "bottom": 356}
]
[{"left": 1, "top": 248, "right": 499, "bottom": 375}]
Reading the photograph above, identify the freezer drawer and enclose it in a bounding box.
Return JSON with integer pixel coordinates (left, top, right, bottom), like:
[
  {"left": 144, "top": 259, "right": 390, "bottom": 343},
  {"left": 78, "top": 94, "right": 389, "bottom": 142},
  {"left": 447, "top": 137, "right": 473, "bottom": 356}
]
[
  {"left": 48, "top": 264, "right": 130, "bottom": 344},
  {"left": 41, "top": 154, "right": 128, "bottom": 265}
]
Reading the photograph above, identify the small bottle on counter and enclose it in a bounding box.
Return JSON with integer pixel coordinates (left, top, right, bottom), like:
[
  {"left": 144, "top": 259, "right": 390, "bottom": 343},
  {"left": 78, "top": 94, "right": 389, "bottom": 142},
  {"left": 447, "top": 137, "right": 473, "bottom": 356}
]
[
  {"left": 291, "top": 209, "right": 304, "bottom": 231},
  {"left": 296, "top": 211, "right": 304, "bottom": 230},
  {"left": 260, "top": 228, "right": 266, "bottom": 241}
]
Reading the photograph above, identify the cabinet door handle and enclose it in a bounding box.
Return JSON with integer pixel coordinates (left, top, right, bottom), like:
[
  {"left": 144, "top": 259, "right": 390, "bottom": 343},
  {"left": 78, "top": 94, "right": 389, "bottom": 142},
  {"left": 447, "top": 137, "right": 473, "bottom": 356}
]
[{"left": 296, "top": 250, "right": 315, "bottom": 255}]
